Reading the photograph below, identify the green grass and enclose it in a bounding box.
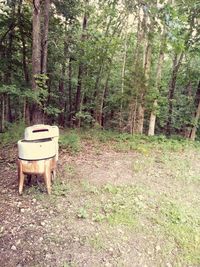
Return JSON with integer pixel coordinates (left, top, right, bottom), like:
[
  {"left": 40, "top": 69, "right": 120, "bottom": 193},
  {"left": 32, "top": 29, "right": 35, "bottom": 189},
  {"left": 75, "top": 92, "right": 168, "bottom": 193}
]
[
  {"left": 52, "top": 180, "right": 70, "bottom": 196},
  {"left": 78, "top": 129, "right": 200, "bottom": 154},
  {"left": 155, "top": 199, "right": 200, "bottom": 264},
  {"left": 1, "top": 123, "right": 199, "bottom": 154},
  {"left": 59, "top": 131, "right": 81, "bottom": 153},
  {"left": 0, "top": 121, "right": 25, "bottom": 146},
  {"left": 78, "top": 182, "right": 144, "bottom": 228},
  {"left": 76, "top": 179, "right": 200, "bottom": 265}
]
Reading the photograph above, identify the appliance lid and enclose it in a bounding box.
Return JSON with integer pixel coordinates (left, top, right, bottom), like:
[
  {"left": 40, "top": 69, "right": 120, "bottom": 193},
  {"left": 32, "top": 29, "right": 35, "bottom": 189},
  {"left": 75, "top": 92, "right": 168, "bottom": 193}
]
[{"left": 24, "top": 124, "right": 59, "bottom": 141}]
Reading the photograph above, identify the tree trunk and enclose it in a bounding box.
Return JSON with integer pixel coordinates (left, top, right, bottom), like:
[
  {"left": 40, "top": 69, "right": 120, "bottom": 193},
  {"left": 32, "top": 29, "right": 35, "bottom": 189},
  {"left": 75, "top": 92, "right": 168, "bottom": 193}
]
[
  {"left": 32, "top": 0, "right": 42, "bottom": 124},
  {"left": 127, "top": 7, "right": 146, "bottom": 134},
  {"left": 148, "top": 49, "right": 165, "bottom": 136},
  {"left": 41, "top": 0, "right": 50, "bottom": 74},
  {"left": 75, "top": 6, "right": 88, "bottom": 116},
  {"left": 98, "top": 73, "right": 110, "bottom": 126},
  {"left": 18, "top": 0, "right": 30, "bottom": 84},
  {"left": 18, "top": 0, "right": 30, "bottom": 124},
  {"left": 135, "top": 36, "right": 152, "bottom": 134},
  {"left": 148, "top": 99, "right": 158, "bottom": 136},
  {"left": 190, "top": 81, "right": 200, "bottom": 140},
  {"left": 3, "top": 1, "right": 16, "bottom": 124},
  {"left": 190, "top": 101, "right": 200, "bottom": 141},
  {"left": 68, "top": 56, "right": 73, "bottom": 126},
  {"left": 58, "top": 38, "right": 67, "bottom": 126},
  {"left": 120, "top": 23, "right": 128, "bottom": 131},
  {"left": 127, "top": 99, "right": 137, "bottom": 134},
  {"left": 1, "top": 94, "right": 5, "bottom": 132},
  {"left": 166, "top": 52, "right": 184, "bottom": 135}
]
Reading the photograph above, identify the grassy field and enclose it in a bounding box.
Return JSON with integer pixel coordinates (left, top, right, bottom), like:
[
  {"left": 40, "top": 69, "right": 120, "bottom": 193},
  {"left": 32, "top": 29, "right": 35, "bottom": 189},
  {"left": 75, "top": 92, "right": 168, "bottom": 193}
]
[{"left": 0, "top": 128, "right": 200, "bottom": 266}]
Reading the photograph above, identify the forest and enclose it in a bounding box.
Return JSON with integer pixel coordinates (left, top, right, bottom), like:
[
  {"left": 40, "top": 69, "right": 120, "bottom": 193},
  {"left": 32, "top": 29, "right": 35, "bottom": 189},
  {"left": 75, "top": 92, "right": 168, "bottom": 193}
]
[
  {"left": 1, "top": 1, "right": 200, "bottom": 266},
  {"left": 0, "top": 0, "right": 199, "bottom": 139}
]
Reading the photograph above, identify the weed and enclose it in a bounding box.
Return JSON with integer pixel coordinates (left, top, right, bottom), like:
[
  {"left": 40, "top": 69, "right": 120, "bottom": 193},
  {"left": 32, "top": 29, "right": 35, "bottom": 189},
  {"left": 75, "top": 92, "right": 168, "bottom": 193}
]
[
  {"left": 87, "top": 234, "right": 104, "bottom": 250},
  {"left": 64, "top": 164, "right": 77, "bottom": 177},
  {"left": 81, "top": 180, "right": 99, "bottom": 194},
  {"left": 52, "top": 180, "right": 70, "bottom": 196},
  {"left": 104, "top": 183, "right": 119, "bottom": 194},
  {"left": 77, "top": 207, "right": 89, "bottom": 219},
  {"left": 92, "top": 210, "right": 105, "bottom": 222}
]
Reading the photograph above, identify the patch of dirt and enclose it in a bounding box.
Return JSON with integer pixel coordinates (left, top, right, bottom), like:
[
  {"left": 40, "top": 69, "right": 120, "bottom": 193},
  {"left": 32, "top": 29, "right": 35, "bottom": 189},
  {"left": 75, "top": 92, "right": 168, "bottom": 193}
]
[
  {"left": 0, "top": 142, "right": 200, "bottom": 266},
  {"left": 73, "top": 148, "right": 200, "bottom": 207}
]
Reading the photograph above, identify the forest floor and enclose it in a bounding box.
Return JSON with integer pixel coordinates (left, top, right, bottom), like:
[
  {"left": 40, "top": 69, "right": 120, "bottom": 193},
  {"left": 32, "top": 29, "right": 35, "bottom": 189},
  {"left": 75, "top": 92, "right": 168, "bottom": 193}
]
[{"left": 1, "top": 130, "right": 200, "bottom": 267}]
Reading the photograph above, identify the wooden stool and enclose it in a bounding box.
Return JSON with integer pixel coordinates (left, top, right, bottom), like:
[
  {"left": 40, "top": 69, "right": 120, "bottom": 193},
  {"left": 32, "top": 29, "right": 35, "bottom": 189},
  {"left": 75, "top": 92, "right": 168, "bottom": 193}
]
[{"left": 18, "top": 157, "right": 56, "bottom": 195}]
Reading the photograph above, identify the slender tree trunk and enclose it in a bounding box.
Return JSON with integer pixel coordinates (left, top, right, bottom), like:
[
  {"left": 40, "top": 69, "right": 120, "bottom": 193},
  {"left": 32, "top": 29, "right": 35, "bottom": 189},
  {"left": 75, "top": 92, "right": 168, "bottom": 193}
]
[
  {"left": 58, "top": 39, "right": 67, "bottom": 126},
  {"left": 32, "top": 0, "right": 42, "bottom": 124},
  {"left": 190, "top": 81, "right": 200, "bottom": 140},
  {"left": 93, "top": 64, "right": 103, "bottom": 122},
  {"left": 41, "top": 0, "right": 50, "bottom": 74},
  {"left": 31, "top": 0, "right": 50, "bottom": 124},
  {"left": 75, "top": 6, "right": 88, "bottom": 116},
  {"left": 127, "top": 7, "right": 146, "bottom": 134},
  {"left": 120, "top": 23, "right": 128, "bottom": 131},
  {"left": 18, "top": 0, "right": 30, "bottom": 124},
  {"left": 135, "top": 35, "right": 152, "bottom": 134},
  {"left": 148, "top": 49, "right": 164, "bottom": 136},
  {"left": 190, "top": 101, "right": 200, "bottom": 141},
  {"left": 1, "top": 94, "right": 5, "bottom": 132},
  {"left": 68, "top": 56, "right": 73, "bottom": 126},
  {"left": 166, "top": 52, "right": 184, "bottom": 135},
  {"left": 3, "top": 1, "right": 16, "bottom": 124},
  {"left": 98, "top": 73, "right": 110, "bottom": 126},
  {"left": 127, "top": 99, "right": 137, "bottom": 134},
  {"left": 18, "top": 1, "right": 30, "bottom": 84}
]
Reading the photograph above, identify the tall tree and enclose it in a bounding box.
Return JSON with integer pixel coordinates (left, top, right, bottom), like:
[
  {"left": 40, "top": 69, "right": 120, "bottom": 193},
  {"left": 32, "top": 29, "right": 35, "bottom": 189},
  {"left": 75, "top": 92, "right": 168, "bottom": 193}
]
[
  {"left": 31, "top": 0, "right": 50, "bottom": 124},
  {"left": 75, "top": 1, "right": 88, "bottom": 117},
  {"left": 32, "top": 0, "right": 42, "bottom": 123}
]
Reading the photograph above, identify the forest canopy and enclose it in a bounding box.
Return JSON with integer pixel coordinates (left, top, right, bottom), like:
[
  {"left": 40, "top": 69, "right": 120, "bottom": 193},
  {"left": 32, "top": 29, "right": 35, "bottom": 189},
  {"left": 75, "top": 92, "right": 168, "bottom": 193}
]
[{"left": 0, "top": 0, "right": 200, "bottom": 139}]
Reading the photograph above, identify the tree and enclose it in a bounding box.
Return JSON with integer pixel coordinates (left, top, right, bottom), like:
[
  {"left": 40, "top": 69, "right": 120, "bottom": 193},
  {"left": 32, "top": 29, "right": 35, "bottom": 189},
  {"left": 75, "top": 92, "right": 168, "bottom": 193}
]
[{"left": 31, "top": 0, "right": 50, "bottom": 124}]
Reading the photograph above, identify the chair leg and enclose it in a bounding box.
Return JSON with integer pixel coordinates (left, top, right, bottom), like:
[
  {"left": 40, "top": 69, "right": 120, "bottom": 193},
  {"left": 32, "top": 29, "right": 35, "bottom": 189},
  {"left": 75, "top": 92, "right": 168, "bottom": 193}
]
[{"left": 18, "top": 161, "right": 25, "bottom": 195}]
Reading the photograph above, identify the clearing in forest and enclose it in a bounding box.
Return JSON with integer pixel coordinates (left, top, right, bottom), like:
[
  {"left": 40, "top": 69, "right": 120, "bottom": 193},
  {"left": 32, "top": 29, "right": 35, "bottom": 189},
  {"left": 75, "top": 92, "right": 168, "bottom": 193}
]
[{"left": 0, "top": 130, "right": 200, "bottom": 267}]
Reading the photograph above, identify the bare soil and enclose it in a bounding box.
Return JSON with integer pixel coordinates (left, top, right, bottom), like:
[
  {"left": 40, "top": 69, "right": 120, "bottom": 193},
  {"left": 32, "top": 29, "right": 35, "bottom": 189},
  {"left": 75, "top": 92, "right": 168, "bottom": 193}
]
[{"left": 0, "top": 142, "right": 200, "bottom": 267}]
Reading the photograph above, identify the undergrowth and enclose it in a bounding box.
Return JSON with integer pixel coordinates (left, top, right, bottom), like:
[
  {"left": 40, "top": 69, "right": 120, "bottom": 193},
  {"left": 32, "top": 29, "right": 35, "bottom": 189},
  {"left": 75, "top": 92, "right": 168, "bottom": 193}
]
[
  {"left": 59, "top": 131, "right": 81, "bottom": 153},
  {"left": 79, "top": 129, "right": 200, "bottom": 153},
  {"left": 1, "top": 123, "right": 199, "bottom": 154},
  {"left": 0, "top": 121, "right": 25, "bottom": 146}
]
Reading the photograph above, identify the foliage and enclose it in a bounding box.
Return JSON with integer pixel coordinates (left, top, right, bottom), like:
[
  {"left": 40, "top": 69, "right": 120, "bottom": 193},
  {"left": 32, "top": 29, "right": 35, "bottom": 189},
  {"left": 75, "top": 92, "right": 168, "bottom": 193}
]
[{"left": 0, "top": 0, "right": 200, "bottom": 139}]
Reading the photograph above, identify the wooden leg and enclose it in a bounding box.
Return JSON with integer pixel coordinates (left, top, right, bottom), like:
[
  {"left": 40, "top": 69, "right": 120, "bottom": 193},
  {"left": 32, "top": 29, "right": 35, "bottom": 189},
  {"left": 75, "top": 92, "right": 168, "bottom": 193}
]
[
  {"left": 18, "top": 161, "right": 25, "bottom": 195},
  {"left": 44, "top": 164, "right": 51, "bottom": 195}
]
